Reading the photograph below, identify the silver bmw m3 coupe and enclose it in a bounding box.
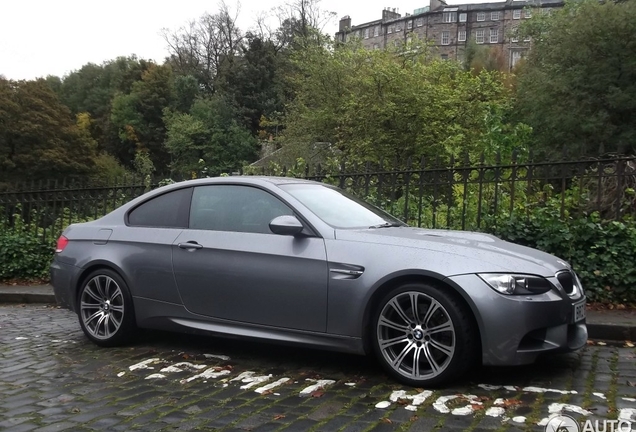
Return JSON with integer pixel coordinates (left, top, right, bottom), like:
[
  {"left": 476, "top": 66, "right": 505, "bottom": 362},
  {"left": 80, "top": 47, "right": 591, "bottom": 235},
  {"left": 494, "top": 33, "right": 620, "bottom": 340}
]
[{"left": 50, "top": 176, "right": 587, "bottom": 386}]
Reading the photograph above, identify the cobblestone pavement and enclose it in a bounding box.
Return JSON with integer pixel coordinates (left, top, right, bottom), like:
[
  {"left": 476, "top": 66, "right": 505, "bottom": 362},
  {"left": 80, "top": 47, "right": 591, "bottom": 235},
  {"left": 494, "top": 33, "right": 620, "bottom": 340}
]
[{"left": 1, "top": 304, "right": 635, "bottom": 432}]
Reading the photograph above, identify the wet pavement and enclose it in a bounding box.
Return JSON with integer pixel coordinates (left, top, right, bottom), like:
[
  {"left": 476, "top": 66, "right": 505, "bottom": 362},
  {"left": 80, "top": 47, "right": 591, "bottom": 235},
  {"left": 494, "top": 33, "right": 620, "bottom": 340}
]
[{"left": 1, "top": 304, "right": 635, "bottom": 431}]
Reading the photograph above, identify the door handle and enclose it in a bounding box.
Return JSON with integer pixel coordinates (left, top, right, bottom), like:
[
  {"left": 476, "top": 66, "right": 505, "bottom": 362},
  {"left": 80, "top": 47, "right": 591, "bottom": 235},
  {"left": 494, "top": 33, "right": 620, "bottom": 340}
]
[{"left": 178, "top": 242, "right": 203, "bottom": 250}]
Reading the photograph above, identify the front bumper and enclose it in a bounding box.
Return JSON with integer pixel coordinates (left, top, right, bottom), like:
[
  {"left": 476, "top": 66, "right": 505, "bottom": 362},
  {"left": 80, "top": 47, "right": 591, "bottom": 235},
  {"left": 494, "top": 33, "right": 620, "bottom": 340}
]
[
  {"left": 447, "top": 273, "right": 588, "bottom": 366},
  {"left": 50, "top": 259, "right": 82, "bottom": 312}
]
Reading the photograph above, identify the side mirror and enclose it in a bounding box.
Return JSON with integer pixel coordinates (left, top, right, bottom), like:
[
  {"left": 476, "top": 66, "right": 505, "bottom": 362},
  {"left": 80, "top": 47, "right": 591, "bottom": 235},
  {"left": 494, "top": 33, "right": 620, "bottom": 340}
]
[{"left": 269, "top": 215, "right": 304, "bottom": 236}]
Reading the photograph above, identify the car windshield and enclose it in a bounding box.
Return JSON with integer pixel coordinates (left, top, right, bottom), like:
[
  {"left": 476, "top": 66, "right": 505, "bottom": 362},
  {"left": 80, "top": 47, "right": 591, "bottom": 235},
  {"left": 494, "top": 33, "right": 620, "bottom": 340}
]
[{"left": 280, "top": 184, "right": 405, "bottom": 229}]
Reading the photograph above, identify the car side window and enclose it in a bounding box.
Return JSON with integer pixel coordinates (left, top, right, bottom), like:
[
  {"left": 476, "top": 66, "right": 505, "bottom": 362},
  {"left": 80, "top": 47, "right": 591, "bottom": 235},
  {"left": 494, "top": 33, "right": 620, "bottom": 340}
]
[
  {"left": 190, "top": 185, "right": 293, "bottom": 234},
  {"left": 128, "top": 187, "right": 192, "bottom": 228}
]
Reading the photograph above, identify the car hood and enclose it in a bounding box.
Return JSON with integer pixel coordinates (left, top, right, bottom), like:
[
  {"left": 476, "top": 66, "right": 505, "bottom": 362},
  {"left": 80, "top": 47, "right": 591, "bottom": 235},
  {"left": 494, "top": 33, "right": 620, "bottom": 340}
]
[{"left": 335, "top": 227, "right": 569, "bottom": 277}]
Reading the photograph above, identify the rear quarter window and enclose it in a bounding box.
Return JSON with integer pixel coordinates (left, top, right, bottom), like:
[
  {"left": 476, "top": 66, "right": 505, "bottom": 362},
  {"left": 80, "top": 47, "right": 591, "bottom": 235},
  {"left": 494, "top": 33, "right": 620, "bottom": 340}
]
[{"left": 127, "top": 187, "right": 192, "bottom": 228}]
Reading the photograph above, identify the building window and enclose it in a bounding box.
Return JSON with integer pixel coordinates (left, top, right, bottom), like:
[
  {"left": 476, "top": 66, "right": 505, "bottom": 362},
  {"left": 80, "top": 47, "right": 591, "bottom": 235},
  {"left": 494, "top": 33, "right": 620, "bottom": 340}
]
[
  {"left": 477, "top": 12, "right": 485, "bottom": 21},
  {"left": 388, "top": 25, "right": 393, "bottom": 34},
  {"left": 459, "top": 13, "right": 467, "bottom": 22},
  {"left": 476, "top": 29, "right": 485, "bottom": 44},
  {"left": 490, "top": 28, "right": 498, "bottom": 43},
  {"left": 374, "top": 26, "right": 380, "bottom": 37},
  {"left": 458, "top": 30, "right": 466, "bottom": 42},
  {"left": 511, "top": 51, "right": 522, "bottom": 68},
  {"left": 525, "top": 9, "right": 532, "bottom": 18},
  {"left": 396, "top": 23, "right": 402, "bottom": 31},
  {"left": 441, "top": 54, "right": 449, "bottom": 60},
  {"left": 441, "top": 31, "right": 450, "bottom": 45},
  {"left": 491, "top": 11, "right": 500, "bottom": 20},
  {"left": 416, "top": 18, "right": 424, "bottom": 27},
  {"left": 524, "top": 35, "right": 531, "bottom": 42},
  {"left": 513, "top": 9, "right": 521, "bottom": 19},
  {"left": 511, "top": 34, "right": 519, "bottom": 42},
  {"left": 364, "top": 28, "right": 369, "bottom": 39},
  {"left": 407, "top": 20, "right": 413, "bottom": 29},
  {"left": 443, "top": 12, "right": 457, "bottom": 23}
]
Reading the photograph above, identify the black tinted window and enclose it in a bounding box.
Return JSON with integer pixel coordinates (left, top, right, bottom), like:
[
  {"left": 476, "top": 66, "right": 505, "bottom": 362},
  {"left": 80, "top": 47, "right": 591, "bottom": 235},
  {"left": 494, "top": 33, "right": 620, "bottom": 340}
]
[
  {"left": 190, "top": 185, "right": 293, "bottom": 234},
  {"left": 128, "top": 188, "right": 192, "bottom": 228}
]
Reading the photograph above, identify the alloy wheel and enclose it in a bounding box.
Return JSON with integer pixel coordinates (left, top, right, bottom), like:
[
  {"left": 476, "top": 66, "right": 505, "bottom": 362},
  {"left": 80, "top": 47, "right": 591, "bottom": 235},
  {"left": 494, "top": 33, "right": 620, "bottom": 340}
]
[
  {"left": 377, "top": 291, "right": 456, "bottom": 380},
  {"left": 80, "top": 275, "right": 125, "bottom": 340}
]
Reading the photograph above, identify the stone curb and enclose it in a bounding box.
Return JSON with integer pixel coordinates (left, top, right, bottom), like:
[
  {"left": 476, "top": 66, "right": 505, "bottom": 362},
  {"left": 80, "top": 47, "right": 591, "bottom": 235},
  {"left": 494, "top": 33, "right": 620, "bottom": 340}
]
[
  {"left": 0, "top": 292, "right": 57, "bottom": 304},
  {"left": 587, "top": 324, "right": 636, "bottom": 342}
]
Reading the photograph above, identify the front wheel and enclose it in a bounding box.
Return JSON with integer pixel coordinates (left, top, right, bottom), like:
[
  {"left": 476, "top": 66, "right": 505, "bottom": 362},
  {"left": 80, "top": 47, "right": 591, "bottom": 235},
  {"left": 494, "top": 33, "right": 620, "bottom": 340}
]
[
  {"left": 372, "top": 283, "right": 478, "bottom": 387},
  {"left": 77, "top": 269, "right": 136, "bottom": 347}
]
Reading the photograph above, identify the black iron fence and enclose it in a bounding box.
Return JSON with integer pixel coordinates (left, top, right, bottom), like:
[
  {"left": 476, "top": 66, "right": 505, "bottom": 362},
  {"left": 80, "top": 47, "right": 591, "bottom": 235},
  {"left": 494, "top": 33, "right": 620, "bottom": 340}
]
[{"left": 1, "top": 154, "right": 635, "bottom": 244}]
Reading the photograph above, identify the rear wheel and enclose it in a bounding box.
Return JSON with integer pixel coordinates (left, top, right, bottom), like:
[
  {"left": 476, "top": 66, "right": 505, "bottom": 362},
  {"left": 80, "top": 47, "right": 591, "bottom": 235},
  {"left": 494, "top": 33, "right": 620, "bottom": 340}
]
[
  {"left": 77, "top": 269, "right": 136, "bottom": 347},
  {"left": 372, "top": 283, "right": 478, "bottom": 387}
]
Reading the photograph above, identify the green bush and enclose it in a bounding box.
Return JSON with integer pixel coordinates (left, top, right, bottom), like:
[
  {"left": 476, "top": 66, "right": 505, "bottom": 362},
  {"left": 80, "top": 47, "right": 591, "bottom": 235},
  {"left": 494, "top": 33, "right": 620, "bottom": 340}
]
[
  {"left": 0, "top": 229, "right": 54, "bottom": 281},
  {"left": 0, "top": 207, "right": 78, "bottom": 282},
  {"left": 487, "top": 207, "right": 636, "bottom": 304}
]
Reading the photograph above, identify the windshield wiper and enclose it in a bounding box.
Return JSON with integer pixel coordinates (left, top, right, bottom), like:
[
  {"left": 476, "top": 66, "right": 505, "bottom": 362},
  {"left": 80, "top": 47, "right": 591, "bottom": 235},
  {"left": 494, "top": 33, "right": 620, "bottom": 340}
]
[{"left": 369, "top": 222, "right": 401, "bottom": 229}]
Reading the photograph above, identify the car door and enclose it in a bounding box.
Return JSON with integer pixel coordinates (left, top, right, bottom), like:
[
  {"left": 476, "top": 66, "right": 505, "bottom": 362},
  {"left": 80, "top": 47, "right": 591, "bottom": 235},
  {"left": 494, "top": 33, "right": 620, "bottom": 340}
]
[
  {"left": 117, "top": 187, "right": 192, "bottom": 304},
  {"left": 172, "top": 184, "right": 329, "bottom": 332}
]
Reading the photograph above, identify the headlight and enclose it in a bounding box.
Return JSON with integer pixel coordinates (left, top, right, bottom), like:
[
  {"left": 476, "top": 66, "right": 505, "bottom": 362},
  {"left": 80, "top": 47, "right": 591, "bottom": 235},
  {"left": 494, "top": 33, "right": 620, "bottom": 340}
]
[
  {"left": 478, "top": 274, "right": 553, "bottom": 295},
  {"left": 573, "top": 272, "right": 585, "bottom": 297}
]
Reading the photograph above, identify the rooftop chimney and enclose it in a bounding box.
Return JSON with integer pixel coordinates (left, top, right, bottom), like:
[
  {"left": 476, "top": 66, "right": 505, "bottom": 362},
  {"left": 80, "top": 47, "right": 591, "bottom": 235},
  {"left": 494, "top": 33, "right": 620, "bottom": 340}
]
[
  {"left": 382, "top": 7, "right": 402, "bottom": 21},
  {"left": 339, "top": 15, "right": 352, "bottom": 32}
]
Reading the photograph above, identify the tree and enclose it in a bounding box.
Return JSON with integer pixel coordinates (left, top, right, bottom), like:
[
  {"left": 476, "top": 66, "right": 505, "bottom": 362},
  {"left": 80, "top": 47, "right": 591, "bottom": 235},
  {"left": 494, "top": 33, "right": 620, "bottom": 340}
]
[
  {"left": 281, "top": 40, "right": 515, "bottom": 165},
  {"left": 47, "top": 56, "right": 154, "bottom": 161},
  {"left": 109, "top": 64, "right": 175, "bottom": 171},
  {"left": 163, "top": 2, "right": 243, "bottom": 95},
  {"left": 164, "top": 96, "right": 258, "bottom": 177},
  {"left": 515, "top": 0, "right": 636, "bottom": 157},
  {"left": 463, "top": 41, "right": 507, "bottom": 73},
  {"left": 221, "top": 34, "right": 287, "bottom": 136},
  {"left": 55, "top": 57, "right": 152, "bottom": 117},
  {"left": 0, "top": 78, "right": 96, "bottom": 184},
  {"left": 173, "top": 75, "right": 200, "bottom": 113},
  {"left": 273, "top": 0, "right": 336, "bottom": 50}
]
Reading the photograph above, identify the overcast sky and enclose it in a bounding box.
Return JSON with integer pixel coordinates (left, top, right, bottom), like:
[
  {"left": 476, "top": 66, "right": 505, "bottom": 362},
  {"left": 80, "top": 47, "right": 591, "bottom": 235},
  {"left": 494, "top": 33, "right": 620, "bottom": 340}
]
[{"left": 0, "top": 0, "right": 494, "bottom": 80}]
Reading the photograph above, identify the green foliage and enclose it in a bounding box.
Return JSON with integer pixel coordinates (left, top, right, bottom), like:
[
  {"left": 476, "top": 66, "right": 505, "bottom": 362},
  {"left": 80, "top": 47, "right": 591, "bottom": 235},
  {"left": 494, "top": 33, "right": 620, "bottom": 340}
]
[
  {"left": 488, "top": 206, "right": 636, "bottom": 304},
  {"left": 463, "top": 40, "right": 507, "bottom": 73},
  {"left": 110, "top": 64, "right": 175, "bottom": 170},
  {"left": 0, "top": 229, "right": 53, "bottom": 281},
  {"left": 133, "top": 150, "right": 156, "bottom": 177},
  {"left": 50, "top": 56, "right": 155, "bottom": 166},
  {"left": 91, "top": 152, "right": 132, "bottom": 185},
  {"left": 282, "top": 39, "right": 525, "bottom": 165},
  {"left": 55, "top": 56, "right": 153, "bottom": 117},
  {"left": 515, "top": 0, "right": 636, "bottom": 157},
  {"left": 0, "top": 207, "right": 99, "bottom": 282},
  {"left": 173, "top": 75, "right": 200, "bottom": 113},
  {"left": 164, "top": 96, "right": 258, "bottom": 177},
  {"left": 221, "top": 35, "right": 287, "bottom": 137},
  {"left": 0, "top": 78, "right": 97, "bottom": 184},
  {"left": 0, "top": 211, "right": 53, "bottom": 281}
]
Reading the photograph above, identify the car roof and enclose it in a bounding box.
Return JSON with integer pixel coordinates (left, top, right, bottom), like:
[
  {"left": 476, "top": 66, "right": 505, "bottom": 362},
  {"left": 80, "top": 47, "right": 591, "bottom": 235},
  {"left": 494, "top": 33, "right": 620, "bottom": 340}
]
[{"left": 169, "top": 176, "right": 324, "bottom": 187}]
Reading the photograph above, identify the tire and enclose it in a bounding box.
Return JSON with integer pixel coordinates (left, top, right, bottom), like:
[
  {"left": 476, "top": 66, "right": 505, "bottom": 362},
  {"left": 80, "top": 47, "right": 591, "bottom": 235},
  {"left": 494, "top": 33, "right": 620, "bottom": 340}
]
[
  {"left": 372, "top": 282, "right": 478, "bottom": 387},
  {"left": 77, "top": 269, "right": 136, "bottom": 347}
]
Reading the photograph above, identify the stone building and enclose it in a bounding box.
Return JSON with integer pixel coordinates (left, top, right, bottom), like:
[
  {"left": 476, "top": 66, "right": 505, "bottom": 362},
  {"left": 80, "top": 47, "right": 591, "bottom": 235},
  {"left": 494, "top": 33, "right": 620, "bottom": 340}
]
[{"left": 335, "top": 0, "right": 563, "bottom": 71}]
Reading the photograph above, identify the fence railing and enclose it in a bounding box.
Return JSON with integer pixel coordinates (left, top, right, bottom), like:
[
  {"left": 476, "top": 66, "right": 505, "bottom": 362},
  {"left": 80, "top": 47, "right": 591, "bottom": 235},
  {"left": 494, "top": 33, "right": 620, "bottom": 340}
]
[{"left": 1, "top": 155, "right": 635, "bottom": 244}]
